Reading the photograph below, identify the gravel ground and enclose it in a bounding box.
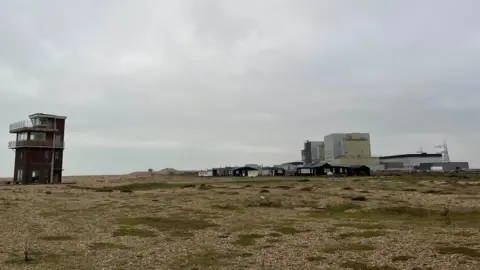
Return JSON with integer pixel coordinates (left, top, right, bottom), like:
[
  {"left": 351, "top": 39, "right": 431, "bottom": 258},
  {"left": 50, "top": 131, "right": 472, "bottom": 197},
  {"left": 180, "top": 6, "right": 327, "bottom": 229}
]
[{"left": 0, "top": 174, "right": 479, "bottom": 269}]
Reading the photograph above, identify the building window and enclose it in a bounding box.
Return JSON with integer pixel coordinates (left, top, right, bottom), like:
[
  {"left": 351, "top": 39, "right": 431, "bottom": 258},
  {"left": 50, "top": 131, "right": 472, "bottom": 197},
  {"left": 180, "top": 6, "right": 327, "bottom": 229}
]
[
  {"left": 45, "top": 151, "right": 50, "bottom": 160},
  {"left": 17, "top": 133, "right": 28, "bottom": 141},
  {"left": 55, "top": 151, "right": 60, "bottom": 159},
  {"left": 30, "top": 132, "right": 46, "bottom": 141},
  {"left": 32, "top": 171, "right": 40, "bottom": 183}
]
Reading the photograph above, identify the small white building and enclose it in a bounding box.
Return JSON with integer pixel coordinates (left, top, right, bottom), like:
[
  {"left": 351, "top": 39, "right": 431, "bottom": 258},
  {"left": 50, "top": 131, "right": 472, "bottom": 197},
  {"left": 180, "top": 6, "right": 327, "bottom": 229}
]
[
  {"left": 261, "top": 169, "right": 272, "bottom": 176},
  {"left": 198, "top": 170, "right": 213, "bottom": 177}
]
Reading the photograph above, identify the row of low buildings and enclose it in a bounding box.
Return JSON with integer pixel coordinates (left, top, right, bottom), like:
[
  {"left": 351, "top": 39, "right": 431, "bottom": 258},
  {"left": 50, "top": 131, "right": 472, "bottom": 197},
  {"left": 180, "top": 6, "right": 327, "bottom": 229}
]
[
  {"left": 198, "top": 132, "right": 470, "bottom": 178},
  {"left": 198, "top": 162, "right": 372, "bottom": 178}
]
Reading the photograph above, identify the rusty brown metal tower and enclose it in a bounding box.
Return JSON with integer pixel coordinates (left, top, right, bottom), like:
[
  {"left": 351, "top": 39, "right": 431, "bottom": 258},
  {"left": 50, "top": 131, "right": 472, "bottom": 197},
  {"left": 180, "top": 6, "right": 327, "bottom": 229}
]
[{"left": 8, "top": 113, "right": 66, "bottom": 184}]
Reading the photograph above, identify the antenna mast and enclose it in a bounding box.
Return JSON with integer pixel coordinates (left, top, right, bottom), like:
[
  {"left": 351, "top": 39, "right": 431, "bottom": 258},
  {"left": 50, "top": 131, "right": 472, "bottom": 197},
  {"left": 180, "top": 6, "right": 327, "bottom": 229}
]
[{"left": 434, "top": 140, "right": 450, "bottom": 162}]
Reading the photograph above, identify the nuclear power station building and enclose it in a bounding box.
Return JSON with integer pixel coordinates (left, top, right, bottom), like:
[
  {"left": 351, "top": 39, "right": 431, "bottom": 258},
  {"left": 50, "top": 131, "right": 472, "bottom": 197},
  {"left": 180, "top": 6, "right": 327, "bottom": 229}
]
[{"left": 301, "top": 133, "right": 469, "bottom": 171}]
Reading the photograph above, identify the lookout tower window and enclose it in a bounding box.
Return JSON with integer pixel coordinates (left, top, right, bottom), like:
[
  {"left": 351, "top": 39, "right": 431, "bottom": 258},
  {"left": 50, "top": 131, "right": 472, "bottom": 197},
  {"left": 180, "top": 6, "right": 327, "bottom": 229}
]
[{"left": 30, "top": 132, "right": 46, "bottom": 141}]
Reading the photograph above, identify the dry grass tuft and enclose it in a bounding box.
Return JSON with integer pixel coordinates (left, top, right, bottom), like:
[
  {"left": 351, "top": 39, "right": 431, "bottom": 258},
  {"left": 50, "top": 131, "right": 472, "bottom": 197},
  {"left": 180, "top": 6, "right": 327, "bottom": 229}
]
[
  {"left": 335, "top": 223, "right": 386, "bottom": 230},
  {"left": 112, "top": 227, "right": 157, "bottom": 237},
  {"left": 232, "top": 233, "right": 264, "bottom": 246},
  {"left": 272, "top": 226, "right": 303, "bottom": 235},
  {"left": 340, "top": 261, "right": 400, "bottom": 270},
  {"left": 336, "top": 230, "right": 386, "bottom": 239},
  {"left": 38, "top": 235, "right": 77, "bottom": 241},
  {"left": 117, "top": 215, "right": 217, "bottom": 232},
  {"left": 391, "top": 255, "right": 415, "bottom": 262},
  {"left": 306, "top": 255, "right": 326, "bottom": 262},
  {"left": 437, "top": 246, "right": 480, "bottom": 258}
]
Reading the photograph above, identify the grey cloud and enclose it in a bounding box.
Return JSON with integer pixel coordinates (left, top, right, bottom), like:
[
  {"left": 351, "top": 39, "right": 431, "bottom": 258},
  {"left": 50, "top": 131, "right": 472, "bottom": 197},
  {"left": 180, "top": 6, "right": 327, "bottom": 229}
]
[{"left": 1, "top": 0, "right": 479, "bottom": 175}]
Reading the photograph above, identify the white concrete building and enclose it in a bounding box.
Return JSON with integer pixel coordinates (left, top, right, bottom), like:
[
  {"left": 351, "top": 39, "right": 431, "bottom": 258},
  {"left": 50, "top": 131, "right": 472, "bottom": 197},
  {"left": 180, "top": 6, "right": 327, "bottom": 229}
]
[
  {"left": 302, "top": 140, "right": 324, "bottom": 165},
  {"left": 379, "top": 153, "right": 442, "bottom": 169}
]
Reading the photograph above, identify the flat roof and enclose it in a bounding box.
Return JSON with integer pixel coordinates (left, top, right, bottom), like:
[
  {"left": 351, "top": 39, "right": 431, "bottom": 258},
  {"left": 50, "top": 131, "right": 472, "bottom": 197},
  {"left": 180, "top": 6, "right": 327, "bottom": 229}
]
[
  {"left": 29, "top": 113, "right": 67, "bottom": 120},
  {"left": 379, "top": 153, "right": 442, "bottom": 159},
  {"left": 281, "top": 161, "right": 303, "bottom": 165}
]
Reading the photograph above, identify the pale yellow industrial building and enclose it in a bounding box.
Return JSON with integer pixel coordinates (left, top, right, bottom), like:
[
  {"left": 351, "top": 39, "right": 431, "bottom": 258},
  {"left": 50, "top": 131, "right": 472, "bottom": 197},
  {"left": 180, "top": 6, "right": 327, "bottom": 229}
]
[{"left": 323, "top": 132, "right": 385, "bottom": 170}]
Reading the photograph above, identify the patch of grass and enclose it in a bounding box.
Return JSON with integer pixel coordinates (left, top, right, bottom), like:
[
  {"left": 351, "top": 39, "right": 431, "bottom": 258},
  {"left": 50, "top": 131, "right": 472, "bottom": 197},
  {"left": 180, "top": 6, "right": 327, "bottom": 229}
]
[
  {"left": 266, "top": 238, "right": 283, "bottom": 243},
  {"left": 215, "top": 191, "right": 240, "bottom": 195},
  {"left": 239, "top": 252, "right": 253, "bottom": 258},
  {"left": 89, "top": 242, "right": 129, "bottom": 250},
  {"left": 39, "top": 235, "right": 76, "bottom": 241},
  {"left": 309, "top": 203, "right": 362, "bottom": 217},
  {"left": 321, "top": 243, "right": 375, "bottom": 253},
  {"left": 312, "top": 205, "right": 480, "bottom": 227},
  {"left": 117, "top": 215, "right": 217, "bottom": 232},
  {"left": 337, "top": 230, "right": 386, "bottom": 239},
  {"left": 112, "top": 228, "right": 157, "bottom": 237},
  {"left": 119, "top": 182, "right": 184, "bottom": 190},
  {"left": 169, "top": 231, "right": 194, "bottom": 238},
  {"left": 70, "top": 182, "right": 184, "bottom": 192},
  {"left": 422, "top": 189, "right": 453, "bottom": 195},
  {"left": 453, "top": 231, "right": 476, "bottom": 237},
  {"left": 177, "top": 250, "right": 236, "bottom": 268},
  {"left": 212, "top": 203, "right": 243, "bottom": 210},
  {"left": 335, "top": 223, "right": 386, "bottom": 230},
  {"left": 260, "top": 189, "right": 270, "bottom": 193},
  {"left": 275, "top": 185, "right": 294, "bottom": 190},
  {"left": 437, "top": 246, "right": 480, "bottom": 258},
  {"left": 5, "top": 251, "right": 62, "bottom": 265},
  {"left": 391, "top": 255, "right": 415, "bottom": 262},
  {"left": 351, "top": 195, "right": 368, "bottom": 201},
  {"left": 247, "top": 199, "right": 284, "bottom": 208},
  {"left": 306, "top": 255, "right": 326, "bottom": 262},
  {"left": 177, "top": 250, "right": 254, "bottom": 268},
  {"left": 340, "top": 261, "right": 399, "bottom": 270},
  {"left": 232, "top": 233, "right": 264, "bottom": 246},
  {"left": 375, "top": 206, "right": 432, "bottom": 218},
  {"left": 300, "top": 187, "right": 313, "bottom": 191},
  {"left": 273, "top": 226, "right": 302, "bottom": 235},
  {"left": 218, "top": 234, "right": 230, "bottom": 239},
  {"left": 198, "top": 184, "right": 214, "bottom": 190},
  {"left": 268, "top": 232, "right": 283, "bottom": 237}
]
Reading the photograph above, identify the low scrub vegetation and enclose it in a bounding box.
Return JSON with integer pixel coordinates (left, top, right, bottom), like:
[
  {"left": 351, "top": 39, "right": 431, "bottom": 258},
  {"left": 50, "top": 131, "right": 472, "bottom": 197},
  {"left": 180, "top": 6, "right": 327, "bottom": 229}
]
[{"left": 3, "top": 174, "right": 480, "bottom": 269}]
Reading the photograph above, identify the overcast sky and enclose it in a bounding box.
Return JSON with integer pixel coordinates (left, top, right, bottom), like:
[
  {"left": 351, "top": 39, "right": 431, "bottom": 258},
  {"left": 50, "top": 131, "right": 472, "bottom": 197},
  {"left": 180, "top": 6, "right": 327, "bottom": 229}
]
[{"left": 0, "top": 0, "right": 479, "bottom": 176}]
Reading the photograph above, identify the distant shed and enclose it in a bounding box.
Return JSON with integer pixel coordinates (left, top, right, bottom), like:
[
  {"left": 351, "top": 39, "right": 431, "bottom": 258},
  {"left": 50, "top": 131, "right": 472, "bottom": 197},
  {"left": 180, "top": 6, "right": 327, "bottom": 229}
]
[
  {"left": 297, "top": 163, "right": 371, "bottom": 177},
  {"left": 230, "top": 166, "right": 258, "bottom": 177}
]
